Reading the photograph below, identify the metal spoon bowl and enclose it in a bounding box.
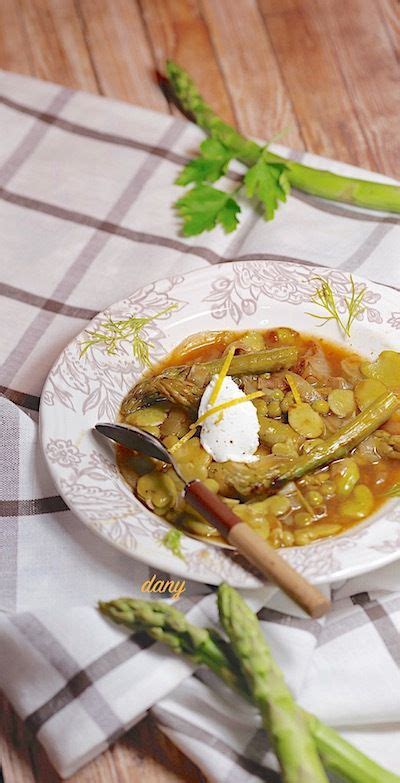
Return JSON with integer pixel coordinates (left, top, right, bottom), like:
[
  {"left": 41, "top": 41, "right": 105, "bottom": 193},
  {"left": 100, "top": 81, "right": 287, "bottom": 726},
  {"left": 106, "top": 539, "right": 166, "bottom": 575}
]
[
  {"left": 95, "top": 422, "right": 233, "bottom": 548},
  {"left": 95, "top": 421, "right": 331, "bottom": 618}
]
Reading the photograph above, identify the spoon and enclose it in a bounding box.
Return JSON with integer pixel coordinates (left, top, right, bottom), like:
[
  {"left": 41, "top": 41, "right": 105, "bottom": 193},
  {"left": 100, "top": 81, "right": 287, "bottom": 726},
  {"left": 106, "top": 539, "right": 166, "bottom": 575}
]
[{"left": 95, "top": 422, "right": 331, "bottom": 618}]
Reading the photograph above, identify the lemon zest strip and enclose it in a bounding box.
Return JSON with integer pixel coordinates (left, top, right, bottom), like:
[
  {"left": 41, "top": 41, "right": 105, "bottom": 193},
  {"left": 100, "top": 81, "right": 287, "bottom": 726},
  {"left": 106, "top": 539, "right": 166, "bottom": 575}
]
[
  {"left": 169, "top": 390, "right": 265, "bottom": 454},
  {"left": 208, "top": 345, "right": 236, "bottom": 408},
  {"left": 286, "top": 372, "right": 302, "bottom": 406},
  {"left": 195, "top": 390, "right": 264, "bottom": 426}
]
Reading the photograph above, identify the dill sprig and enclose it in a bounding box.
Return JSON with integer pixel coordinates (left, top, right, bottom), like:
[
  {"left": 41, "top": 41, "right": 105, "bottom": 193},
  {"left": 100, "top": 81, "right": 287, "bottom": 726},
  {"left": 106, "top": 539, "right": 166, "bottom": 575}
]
[
  {"left": 307, "top": 275, "right": 366, "bottom": 337},
  {"left": 384, "top": 482, "right": 400, "bottom": 498},
  {"left": 80, "top": 303, "right": 177, "bottom": 366}
]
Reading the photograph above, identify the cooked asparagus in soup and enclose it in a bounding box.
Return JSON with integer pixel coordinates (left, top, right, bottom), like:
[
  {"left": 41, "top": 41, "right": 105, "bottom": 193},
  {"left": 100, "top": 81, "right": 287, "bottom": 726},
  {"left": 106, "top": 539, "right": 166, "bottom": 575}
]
[{"left": 117, "top": 328, "right": 400, "bottom": 548}]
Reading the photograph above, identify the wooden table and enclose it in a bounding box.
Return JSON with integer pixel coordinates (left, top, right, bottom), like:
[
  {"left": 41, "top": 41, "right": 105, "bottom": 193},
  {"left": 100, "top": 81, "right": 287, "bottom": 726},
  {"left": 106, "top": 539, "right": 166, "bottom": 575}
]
[{"left": 1, "top": 1, "right": 399, "bottom": 781}]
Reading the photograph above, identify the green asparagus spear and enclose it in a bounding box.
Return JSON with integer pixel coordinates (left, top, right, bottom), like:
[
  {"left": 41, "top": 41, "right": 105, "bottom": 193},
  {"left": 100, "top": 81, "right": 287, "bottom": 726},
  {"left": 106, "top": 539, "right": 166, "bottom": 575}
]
[
  {"left": 277, "top": 391, "right": 399, "bottom": 484},
  {"left": 121, "top": 345, "right": 297, "bottom": 414},
  {"left": 221, "top": 391, "right": 399, "bottom": 496},
  {"left": 203, "top": 345, "right": 298, "bottom": 375},
  {"left": 98, "top": 597, "right": 246, "bottom": 694},
  {"left": 305, "top": 712, "right": 400, "bottom": 783},
  {"left": 99, "top": 596, "right": 400, "bottom": 783},
  {"left": 218, "top": 584, "right": 328, "bottom": 782},
  {"left": 166, "top": 60, "right": 400, "bottom": 214}
]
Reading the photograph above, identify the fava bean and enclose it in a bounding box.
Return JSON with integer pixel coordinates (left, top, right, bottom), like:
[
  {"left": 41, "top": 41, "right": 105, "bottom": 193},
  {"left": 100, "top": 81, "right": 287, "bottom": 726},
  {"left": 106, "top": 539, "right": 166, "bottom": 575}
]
[
  {"left": 160, "top": 408, "right": 189, "bottom": 439},
  {"left": 340, "top": 484, "right": 374, "bottom": 519},
  {"left": 126, "top": 406, "right": 167, "bottom": 427},
  {"left": 233, "top": 330, "right": 266, "bottom": 353},
  {"left": 281, "top": 391, "right": 295, "bottom": 413},
  {"left": 267, "top": 495, "right": 291, "bottom": 516},
  {"left": 361, "top": 350, "right": 400, "bottom": 390},
  {"left": 328, "top": 389, "right": 356, "bottom": 417},
  {"left": 254, "top": 399, "right": 268, "bottom": 419},
  {"left": 320, "top": 481, "right": 336, "bottom": 499},
  {"left": 294, "top": 530, "right": 313, "bottom": 545},
  {"left": 276, "top": 327, "right": 298, "bottom": 344},
  {"left": 174, "top": 438, "right": 212, "bottom": 482},
  {"left": 301, "top": 438, "right": 324, "bottom": 455},
  {"left": 181, "top": 515, "right": 219, "bottom": 537},
  {"left": 271, "top": 527, "right": 283, "bottom": 547},
  {"left": 271, "top": 389, "right": 285, "bottom": 401},
  {"left": 315, "top": 470, "right": 330, "bottom": 483},
  {"left": 312, "top": 399, "right": 330, "bottom": 415},
  {"left": 137, "top": 472, "right": 177, "bottom": 513},
  {"left": 304, "top": 523, "right": 342, "bottom": 540},
  {"left": 295, "top": 524, "right": 341, "bottom": 545},
  {"left": 272, "top": 442, "right": 299, "bottom": 457},
  {"left": 281, "top": 530, "right": 295, "bottom": 546},
  {"left": 268, "top": 400, "right": 282, "bottom": 418},
  {"left": 234, "top": 502, "right": 274, "bottom": 540},
  {"left": 331, "top": 458, "right": 360, "bottom": 496},
  {"left": 259, "top": 419, "right": 299, "bottom": 447},
  {"left": 203, "top": 478, "right": 219, "bottom": 493},
  {"left": 375, "top": 440, "right": 394, "bottom": 458},
  {"left": 141, "top": 425, "right": 160, "bottom": 437},
  {"left": 305, "top": 490, "right": 324, "bottom": 507},
  {"left": 288, "top": 403, "right": 324, "bottom": 438},
  {"left": 354, "top": 379, "right": 387, "bottom": 411},
  {"left": 294, "top": 511, "right": 313, "bottom": 528}
]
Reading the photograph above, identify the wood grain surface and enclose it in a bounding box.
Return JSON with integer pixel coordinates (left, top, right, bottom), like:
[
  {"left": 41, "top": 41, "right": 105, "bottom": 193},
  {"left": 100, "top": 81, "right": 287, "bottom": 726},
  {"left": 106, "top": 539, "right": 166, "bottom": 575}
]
[{"left": 0, "top": 1, "right": 399, "bottom": 782}]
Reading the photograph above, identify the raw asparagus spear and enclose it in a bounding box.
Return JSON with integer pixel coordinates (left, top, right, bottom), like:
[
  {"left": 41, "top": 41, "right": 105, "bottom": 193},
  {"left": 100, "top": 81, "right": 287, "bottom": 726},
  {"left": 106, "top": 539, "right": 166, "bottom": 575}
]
[
  {"left": 99, "top": 596, "right": 400, "bottom": 783},
  {"left": 98, "top": 597, "right": 246, "bottom": 694},
  {"left": 121, "top": 345, "right": 297, "bottom": 415},
  {"left": 305, "top": 712, "right": 400, "bottom": 783},
  {"left": 166, "top": 61, "right": 400, "bottom": 214},
  {"left": 218, "top": 583, "right": 328, "bottom": 783}
]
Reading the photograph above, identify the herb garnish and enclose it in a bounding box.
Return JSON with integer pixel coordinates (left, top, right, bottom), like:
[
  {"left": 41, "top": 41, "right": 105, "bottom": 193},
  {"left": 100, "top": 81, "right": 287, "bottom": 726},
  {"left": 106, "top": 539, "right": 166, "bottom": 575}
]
[
  {"left": 162, "top": 528, "right": 185, "bottom": 559},
  {"left": 307, "top": 275, "right": 366, "bottom": 337},
  {"left": 165, "top": 61, "right": 400, "bottom": 237},
  {"left": 175, "top": 183, "right": 241, "bottom": 236},
  {"left": 244, "top": 152, "right": 291, "bottom": 221},
  {"left": 174, "top": 147, "right": 290, "bottom": 236},
  {"left": 384, "top": 482, "right": 400, "bottom": 498},
  {"left": 80, "top": 304, "right": 177, "bottom": 365}
]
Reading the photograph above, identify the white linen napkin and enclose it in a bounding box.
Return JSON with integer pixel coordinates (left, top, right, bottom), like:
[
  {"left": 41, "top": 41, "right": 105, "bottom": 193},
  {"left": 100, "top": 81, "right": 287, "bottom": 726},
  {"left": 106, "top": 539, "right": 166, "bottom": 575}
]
[
  {"left": 1, "top": 396, "right": 400, "bottom": 779},
  {"left": 1, "top": 69, "right": 400, "bottom": 780}
]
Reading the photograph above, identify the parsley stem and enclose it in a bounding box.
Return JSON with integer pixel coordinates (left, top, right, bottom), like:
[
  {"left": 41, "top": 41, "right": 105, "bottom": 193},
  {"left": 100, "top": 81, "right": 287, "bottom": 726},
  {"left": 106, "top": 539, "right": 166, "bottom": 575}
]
[{"left": 167, "top": 61, "right": 400, "bottom": 214}]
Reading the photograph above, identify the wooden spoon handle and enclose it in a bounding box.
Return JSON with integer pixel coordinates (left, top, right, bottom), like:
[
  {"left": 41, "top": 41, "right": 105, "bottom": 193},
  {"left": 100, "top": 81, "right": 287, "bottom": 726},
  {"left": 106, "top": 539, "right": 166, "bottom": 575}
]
[{"left": 184, "top": 480, "right": 331, "bottom": 619}]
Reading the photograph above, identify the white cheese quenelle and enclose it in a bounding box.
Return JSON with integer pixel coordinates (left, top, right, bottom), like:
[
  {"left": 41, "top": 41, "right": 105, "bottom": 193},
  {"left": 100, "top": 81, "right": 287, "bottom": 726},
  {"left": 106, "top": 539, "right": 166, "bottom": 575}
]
[{"left": 198, "top": 375, "right": 260, "bottom": 463}]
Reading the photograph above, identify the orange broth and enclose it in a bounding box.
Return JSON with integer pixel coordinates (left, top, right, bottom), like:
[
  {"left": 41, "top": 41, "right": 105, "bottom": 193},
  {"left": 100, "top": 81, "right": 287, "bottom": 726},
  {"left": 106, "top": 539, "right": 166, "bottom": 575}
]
[{"left": 117, "top": 328, "right": 400, "bottom": 547}]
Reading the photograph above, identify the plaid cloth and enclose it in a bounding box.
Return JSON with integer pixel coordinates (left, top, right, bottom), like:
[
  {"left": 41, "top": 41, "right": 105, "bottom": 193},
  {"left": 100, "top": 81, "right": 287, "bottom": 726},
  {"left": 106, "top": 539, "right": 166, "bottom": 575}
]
[{"left": 1, "top": 69, "right": 400, "bottom": 780}]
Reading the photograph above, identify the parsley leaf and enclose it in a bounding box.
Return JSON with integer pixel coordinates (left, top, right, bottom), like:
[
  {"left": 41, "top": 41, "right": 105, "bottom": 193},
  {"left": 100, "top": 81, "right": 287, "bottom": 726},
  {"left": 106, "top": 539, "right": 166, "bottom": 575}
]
[
  {"left": 176, "top": 184, "right": 241, "bottom": 236},
  {"left": 244, "top": 152, "right": 291, "bottom": 220},
  {"left": 162, "top": 528, "right": 185, "bottom": 559},
  {"left": 176, "top": 138, "right": 233, "bottom": 185}
]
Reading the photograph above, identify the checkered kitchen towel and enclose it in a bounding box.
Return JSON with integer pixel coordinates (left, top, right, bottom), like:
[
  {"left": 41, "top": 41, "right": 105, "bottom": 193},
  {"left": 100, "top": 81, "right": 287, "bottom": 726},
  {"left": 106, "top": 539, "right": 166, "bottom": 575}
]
[{"left": 1, "top": 70, "right": 400, "bottom": 779}]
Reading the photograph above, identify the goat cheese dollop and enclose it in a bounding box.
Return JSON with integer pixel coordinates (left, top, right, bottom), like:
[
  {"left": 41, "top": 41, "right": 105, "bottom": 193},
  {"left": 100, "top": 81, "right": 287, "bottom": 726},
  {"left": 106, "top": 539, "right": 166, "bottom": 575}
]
[{"left": 198, "top": 375, "right": 260, "bottom": 463}]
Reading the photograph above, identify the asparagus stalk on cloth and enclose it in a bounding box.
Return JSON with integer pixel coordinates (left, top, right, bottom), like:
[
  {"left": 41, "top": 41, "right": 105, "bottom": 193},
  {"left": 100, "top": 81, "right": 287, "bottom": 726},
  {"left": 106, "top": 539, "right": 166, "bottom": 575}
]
[
  {"left": 165, "top": 60, "right": 400, "bottom": 222},
  {"left": 217, "top": 583, "right": 328, "bottom": 782},
  {"left": 99, "top": 597, "right": 246, "bottom": 694},
  {"left": 99, "top": 595, "right": 400, "bottom": 782}
]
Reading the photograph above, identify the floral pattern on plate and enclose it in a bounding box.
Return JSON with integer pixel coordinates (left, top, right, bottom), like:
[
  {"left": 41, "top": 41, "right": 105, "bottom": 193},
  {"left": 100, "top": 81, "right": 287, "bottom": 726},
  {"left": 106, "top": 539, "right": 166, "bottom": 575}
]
[{"left": 40, "top": 259, "right": 400, "bottom": 587}]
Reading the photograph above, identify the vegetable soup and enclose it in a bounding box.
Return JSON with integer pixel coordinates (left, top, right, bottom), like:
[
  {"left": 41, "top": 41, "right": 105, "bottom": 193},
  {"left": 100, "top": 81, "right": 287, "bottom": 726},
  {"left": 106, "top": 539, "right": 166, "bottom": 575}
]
[{"left": 117, "top": 328, "right": 400, "bottom": 548}]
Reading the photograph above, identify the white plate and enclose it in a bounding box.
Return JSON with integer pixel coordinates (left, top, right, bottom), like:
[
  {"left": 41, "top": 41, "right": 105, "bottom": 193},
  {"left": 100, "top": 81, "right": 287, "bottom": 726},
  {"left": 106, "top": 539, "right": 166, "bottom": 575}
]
[{"left": 40, "top": 260, "right": 400, "bottom": 587}]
